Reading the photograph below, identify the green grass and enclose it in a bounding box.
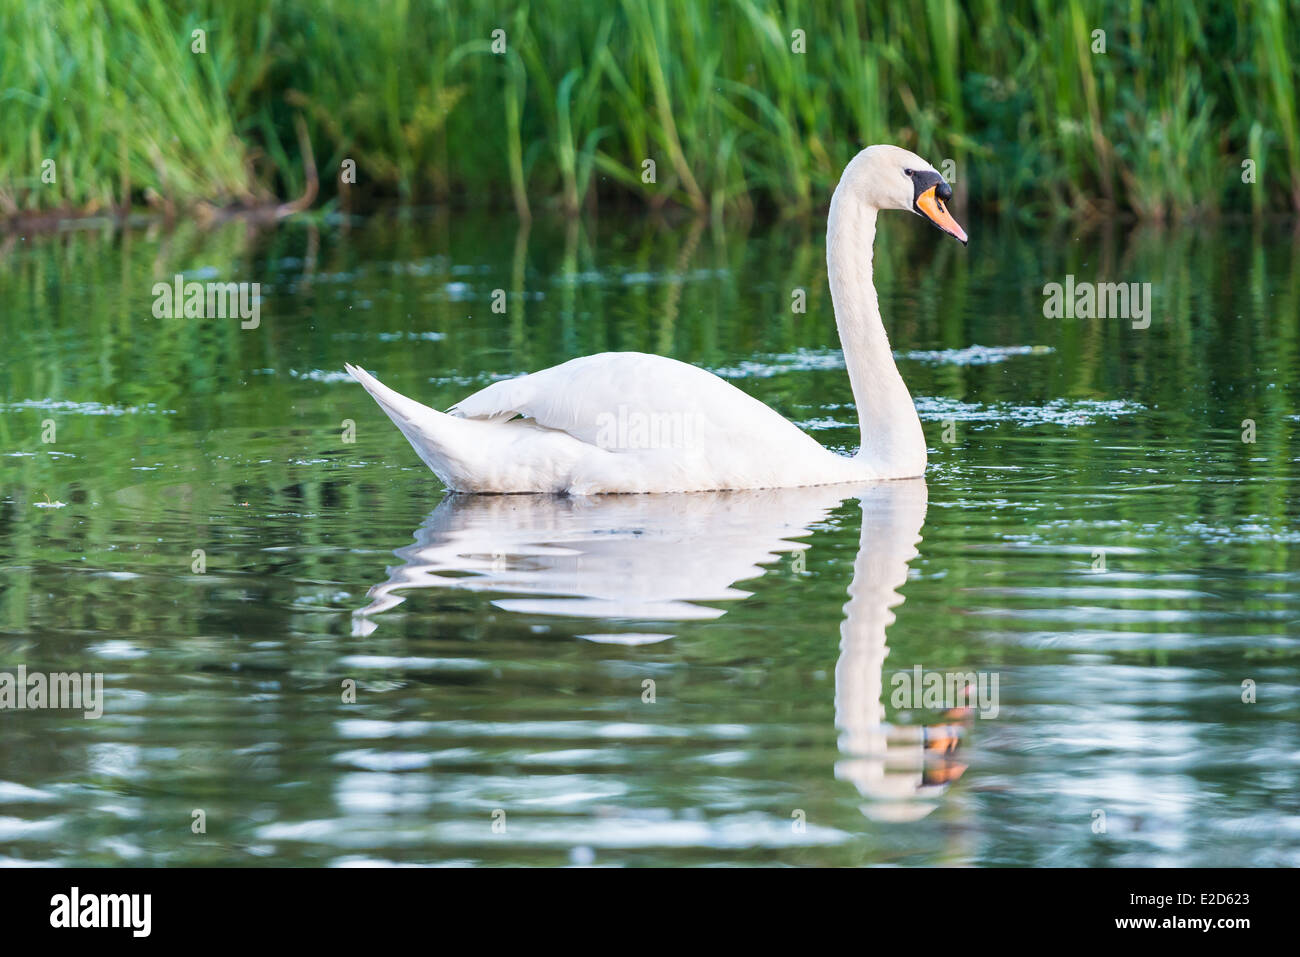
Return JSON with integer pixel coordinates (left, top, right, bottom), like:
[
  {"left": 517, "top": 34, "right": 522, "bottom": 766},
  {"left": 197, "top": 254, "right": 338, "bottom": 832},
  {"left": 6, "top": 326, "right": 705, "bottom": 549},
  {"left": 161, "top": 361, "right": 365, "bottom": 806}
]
[{"left": 1, "top": 0, "right": 1296, "bottom": 220}]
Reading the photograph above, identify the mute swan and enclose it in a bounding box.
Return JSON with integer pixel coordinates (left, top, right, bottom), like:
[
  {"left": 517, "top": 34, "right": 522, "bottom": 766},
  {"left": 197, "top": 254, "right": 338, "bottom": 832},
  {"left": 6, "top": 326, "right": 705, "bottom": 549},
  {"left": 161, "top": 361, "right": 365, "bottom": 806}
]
[{"left": 346, "top": 145, "right": 966, "bottom": 493}]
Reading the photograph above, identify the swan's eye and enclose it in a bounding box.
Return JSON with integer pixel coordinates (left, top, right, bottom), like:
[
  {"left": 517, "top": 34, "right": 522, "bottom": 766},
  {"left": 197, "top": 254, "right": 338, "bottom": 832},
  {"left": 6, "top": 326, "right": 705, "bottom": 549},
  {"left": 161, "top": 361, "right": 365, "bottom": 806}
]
[{"left": 903, "top": 168, "right": 915, "bottom": 177}]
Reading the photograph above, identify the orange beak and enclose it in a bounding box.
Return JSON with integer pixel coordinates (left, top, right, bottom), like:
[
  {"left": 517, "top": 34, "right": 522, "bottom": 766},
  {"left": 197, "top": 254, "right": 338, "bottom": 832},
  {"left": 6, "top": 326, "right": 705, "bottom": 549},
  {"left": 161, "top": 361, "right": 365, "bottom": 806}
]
[{"left": 916, "top": 185, "right": 968, "bottom": 245}]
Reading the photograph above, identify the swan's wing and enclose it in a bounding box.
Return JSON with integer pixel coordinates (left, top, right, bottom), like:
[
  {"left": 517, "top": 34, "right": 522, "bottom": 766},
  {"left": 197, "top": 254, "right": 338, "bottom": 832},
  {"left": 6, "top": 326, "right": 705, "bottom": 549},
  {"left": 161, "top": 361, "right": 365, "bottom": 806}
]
[{"left": 447, "top": 351, "right": 816, "bottom": 450}]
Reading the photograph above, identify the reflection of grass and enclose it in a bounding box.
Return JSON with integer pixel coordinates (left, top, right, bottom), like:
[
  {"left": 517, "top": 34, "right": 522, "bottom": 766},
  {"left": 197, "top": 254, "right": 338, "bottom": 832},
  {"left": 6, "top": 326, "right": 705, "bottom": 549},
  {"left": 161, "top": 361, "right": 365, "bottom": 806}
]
[{"left": 0, "top": 0, "right": 1295, "bottom": 219}]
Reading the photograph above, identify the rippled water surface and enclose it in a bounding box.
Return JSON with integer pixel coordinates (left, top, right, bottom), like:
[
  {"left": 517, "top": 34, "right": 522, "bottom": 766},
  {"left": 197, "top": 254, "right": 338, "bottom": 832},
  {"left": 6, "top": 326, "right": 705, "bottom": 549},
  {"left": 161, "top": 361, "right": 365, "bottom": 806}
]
[{"left": 2, "top": 212, "right": 1298, "bottom": 866}]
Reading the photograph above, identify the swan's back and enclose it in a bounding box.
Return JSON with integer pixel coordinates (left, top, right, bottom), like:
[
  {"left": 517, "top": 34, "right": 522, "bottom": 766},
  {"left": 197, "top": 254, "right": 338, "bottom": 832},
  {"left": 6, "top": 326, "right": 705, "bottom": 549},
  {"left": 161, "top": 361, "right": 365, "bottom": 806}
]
[{"left": 451, "top": 351, "right": 820, "bottom": 453}]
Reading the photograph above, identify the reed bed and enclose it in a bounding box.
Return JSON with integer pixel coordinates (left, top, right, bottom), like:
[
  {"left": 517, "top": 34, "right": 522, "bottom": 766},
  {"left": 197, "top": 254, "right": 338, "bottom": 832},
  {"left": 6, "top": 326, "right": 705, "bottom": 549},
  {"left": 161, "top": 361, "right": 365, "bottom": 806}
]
[{"left": 1, "top": 0, "right": 1295, "bottom": 220}]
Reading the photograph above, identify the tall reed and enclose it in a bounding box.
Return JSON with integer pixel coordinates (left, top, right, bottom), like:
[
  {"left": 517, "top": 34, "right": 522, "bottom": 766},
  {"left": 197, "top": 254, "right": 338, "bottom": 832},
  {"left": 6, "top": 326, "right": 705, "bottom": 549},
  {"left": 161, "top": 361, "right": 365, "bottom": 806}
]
[{"left": 1, "top": 0, "right": 1295, "bottom": 219}]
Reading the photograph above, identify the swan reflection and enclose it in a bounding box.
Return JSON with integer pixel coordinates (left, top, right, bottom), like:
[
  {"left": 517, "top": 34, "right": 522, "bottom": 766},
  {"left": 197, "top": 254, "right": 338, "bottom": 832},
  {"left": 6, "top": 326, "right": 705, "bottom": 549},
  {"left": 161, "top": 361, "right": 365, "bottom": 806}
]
[{"left": 356, "top": 479, "right": 968, "bottom": 816}]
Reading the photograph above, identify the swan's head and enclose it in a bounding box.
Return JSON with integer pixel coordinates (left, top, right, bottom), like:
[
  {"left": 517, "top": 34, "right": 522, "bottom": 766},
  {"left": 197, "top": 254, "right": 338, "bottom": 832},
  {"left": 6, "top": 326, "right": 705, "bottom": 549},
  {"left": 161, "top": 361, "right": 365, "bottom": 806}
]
[{"left": 844, "top": 145, "right": 967, "bottom": 245}]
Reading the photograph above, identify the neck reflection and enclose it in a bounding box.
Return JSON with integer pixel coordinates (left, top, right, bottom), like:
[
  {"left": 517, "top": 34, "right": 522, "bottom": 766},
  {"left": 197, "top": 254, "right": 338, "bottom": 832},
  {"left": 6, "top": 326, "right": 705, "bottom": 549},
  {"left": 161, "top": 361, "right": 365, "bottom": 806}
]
[{"left": 356, "top": 480, "right": 967, "bottom": 816}]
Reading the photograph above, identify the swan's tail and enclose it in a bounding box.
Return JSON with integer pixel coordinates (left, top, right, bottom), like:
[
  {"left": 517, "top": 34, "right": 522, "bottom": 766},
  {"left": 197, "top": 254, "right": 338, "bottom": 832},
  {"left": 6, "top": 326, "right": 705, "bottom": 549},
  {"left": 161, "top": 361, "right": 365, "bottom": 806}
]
[{"left": 345, "top": 362, "right": 473, "bottom": 489}]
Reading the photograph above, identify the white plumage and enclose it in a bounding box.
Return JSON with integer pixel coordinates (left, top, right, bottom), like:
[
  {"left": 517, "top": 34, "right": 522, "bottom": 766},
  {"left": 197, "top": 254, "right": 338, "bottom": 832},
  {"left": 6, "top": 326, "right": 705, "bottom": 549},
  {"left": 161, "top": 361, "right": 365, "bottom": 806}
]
[{"left": 347, "top": 145, "right": 966, "bottom": 494}]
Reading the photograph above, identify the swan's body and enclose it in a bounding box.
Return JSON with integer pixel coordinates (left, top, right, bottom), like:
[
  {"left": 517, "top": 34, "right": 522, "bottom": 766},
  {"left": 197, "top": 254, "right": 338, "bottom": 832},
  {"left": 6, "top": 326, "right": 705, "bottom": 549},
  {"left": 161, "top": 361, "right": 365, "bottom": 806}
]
[
  {"left": 347, "top": 145, "right": 966, "bottom": 494},
  {"left": 345, "top": 353, "right": 866, "bottom": 493}
]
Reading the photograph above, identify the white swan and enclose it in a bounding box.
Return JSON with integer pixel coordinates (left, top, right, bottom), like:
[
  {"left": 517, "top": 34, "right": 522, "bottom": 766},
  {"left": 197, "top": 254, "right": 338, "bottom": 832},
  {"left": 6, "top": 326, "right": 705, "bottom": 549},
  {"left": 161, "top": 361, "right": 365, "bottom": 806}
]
[{"left": 346, "top": 145, "right": 966, "bottom": 493}]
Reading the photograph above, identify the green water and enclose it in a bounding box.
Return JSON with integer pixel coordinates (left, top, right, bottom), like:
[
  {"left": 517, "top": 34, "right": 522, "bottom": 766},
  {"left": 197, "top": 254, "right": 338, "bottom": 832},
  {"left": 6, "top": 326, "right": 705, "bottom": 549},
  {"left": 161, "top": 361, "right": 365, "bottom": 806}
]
[{"left": 1, "top": 211, "right": 1297, "bottom": 866}]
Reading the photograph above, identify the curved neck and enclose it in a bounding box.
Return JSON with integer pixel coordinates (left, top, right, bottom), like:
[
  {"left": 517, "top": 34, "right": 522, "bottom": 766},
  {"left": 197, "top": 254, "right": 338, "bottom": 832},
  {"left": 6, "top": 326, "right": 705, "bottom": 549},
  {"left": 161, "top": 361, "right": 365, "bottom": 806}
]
[
  {"left": 834, "top": 480, "right": 929, "bottom": 803},
  {"left": 826, "top": 191, "right": 926, "bottom": 477}
]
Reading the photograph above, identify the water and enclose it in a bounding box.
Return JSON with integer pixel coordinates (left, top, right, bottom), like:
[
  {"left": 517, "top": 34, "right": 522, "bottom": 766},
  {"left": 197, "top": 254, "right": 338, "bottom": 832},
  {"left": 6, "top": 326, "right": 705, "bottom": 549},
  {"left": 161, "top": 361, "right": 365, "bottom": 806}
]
[{"left": 1, "top": 211, "right": 1297, "bottom": 866}]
